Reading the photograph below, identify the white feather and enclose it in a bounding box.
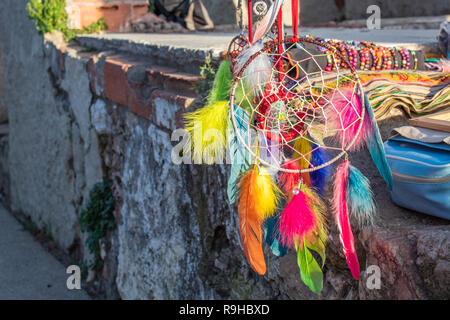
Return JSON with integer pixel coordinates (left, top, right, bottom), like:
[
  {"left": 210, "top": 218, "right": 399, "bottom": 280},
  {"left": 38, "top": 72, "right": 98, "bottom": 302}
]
[{"left": 235, "top": 41, "right": 273, "bottom": 97}]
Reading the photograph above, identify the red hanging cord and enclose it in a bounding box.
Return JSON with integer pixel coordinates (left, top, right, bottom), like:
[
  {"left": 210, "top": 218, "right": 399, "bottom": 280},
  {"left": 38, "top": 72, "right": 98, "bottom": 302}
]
[
  {"left": 277, "top": 6, "right": 284, "bottom": 82},
  {"left": 248, "top": 0, "right": 253, "bottom": 43},
  {"left": 291, "top": 0, "right": 299, "bottom": 42}
]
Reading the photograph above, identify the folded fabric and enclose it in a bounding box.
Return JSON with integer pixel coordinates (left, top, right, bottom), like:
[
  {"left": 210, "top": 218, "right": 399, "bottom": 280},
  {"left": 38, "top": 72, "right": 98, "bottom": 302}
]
[{"left": 358, "top": 71, "right": 450, "bottom": 119}]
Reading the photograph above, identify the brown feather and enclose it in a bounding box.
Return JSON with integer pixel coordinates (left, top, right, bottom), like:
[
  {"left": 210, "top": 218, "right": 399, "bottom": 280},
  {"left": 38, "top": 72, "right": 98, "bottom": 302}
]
[{"left": 237, "top": 168, "right": 267, "bottom": 275}]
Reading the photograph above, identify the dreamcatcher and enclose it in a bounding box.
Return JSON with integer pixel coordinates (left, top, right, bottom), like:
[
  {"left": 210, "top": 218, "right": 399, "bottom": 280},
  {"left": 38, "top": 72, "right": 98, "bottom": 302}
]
[{"left": 185, "top": 0, "right": 393, "bottom": 294}]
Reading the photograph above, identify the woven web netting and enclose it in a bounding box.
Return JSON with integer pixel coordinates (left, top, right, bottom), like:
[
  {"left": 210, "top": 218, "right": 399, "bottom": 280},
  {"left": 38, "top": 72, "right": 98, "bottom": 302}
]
[{"left": 229, "top": 39, "right": 366, "bottom": 173}]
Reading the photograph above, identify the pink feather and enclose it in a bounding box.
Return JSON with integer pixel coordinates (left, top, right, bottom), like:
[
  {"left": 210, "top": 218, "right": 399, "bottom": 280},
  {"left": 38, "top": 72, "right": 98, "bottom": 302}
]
[
  {"left": 278, "top": 161, "right": 301, "bottom": 194},
  {"left": 333, "top": 160, "right": 360, "bottom": 279},
  {"left": 327, "top": 89, "right": 372, "bottom": 151},
  {"left": 279, "top": 188, "right": 317, "bottom": 248}
]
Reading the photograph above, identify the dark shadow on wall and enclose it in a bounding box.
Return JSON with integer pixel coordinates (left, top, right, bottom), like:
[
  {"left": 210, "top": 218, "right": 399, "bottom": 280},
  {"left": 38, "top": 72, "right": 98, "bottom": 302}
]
[{"left": 202, "top": 0, "right": 237, "bottom": 25}]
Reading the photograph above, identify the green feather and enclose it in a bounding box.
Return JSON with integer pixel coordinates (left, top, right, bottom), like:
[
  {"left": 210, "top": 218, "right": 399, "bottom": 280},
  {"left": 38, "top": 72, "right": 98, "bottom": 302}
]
[
  {"left": 234, "top": 80, "right": 252, "bottom": 112},
  {"left": 297, "top": 241, "right": 324, "bottom": 294},
  {"left": 208, "top": 60, "right": 232, "bottom": 104},
  {"left": 306, "top": 237, "right": 326, "bottom": 268}
]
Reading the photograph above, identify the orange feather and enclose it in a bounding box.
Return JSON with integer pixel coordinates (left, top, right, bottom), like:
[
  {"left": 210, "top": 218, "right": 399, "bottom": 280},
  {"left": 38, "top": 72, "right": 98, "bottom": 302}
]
[{"left": 237, "top": 168, "right": 267, "bottom": 275}]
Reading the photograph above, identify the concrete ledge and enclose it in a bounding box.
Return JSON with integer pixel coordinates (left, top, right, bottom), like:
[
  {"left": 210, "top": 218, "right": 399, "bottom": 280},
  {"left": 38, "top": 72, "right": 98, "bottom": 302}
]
[{"left": 76, "top": 28, "right": 442, "bottom": 74}]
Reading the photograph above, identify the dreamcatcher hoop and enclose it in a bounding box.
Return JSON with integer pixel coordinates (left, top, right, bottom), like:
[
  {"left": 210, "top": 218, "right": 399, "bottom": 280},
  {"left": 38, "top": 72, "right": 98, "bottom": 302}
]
[{"left": 229, "top": 37, "right": 366, "bottom": 173}]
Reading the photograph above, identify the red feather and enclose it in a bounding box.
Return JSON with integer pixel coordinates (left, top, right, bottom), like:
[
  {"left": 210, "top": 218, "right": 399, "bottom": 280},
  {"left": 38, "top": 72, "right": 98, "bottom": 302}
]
[
  {"left": 333, "top": 160, "right": 360, "bottom": 279},
  {"left": 279, "top": 161, "right": 301, "bottom": 195}
]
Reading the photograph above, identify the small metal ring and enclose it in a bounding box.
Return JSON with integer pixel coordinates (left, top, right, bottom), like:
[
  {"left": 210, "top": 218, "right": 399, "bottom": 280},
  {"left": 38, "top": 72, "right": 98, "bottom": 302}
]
[{"left": 253, "top": 1, "right": 268, "bottom": 16}]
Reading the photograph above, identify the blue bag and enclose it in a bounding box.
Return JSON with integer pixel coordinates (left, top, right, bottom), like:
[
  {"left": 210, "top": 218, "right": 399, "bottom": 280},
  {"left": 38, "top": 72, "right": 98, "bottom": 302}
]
[{"left": 384, "top": 127, "right": 450, "bottom": 220}]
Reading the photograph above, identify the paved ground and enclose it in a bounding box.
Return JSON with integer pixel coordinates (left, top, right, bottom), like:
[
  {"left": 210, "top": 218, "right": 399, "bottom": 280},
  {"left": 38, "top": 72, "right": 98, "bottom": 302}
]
[{"left": 0, "top": 204, "right": 90, "bottom": 299}]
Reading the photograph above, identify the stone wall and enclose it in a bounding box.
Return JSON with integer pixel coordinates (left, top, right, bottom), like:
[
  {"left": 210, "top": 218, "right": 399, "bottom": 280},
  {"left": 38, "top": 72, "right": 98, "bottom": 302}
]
[{"left": 0, "top": 0, "right": 449, "bottom": 300}]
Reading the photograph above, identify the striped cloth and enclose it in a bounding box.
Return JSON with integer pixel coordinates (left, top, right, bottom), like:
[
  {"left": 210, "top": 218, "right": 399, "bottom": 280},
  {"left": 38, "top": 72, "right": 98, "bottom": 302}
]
[{"left": 358, "top": 71, "right": 450, "bottom": 120}]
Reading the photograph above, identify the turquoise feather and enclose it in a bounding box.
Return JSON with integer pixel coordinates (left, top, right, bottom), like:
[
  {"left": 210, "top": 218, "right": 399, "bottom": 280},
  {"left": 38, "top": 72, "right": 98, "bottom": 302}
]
[
  {"left": 264, "top": 196, "right": 288, "bottom": 257},
  {"left": 227, "top": 106, "right": 251, "bottom": 204},
  {"left": 347, "top": 165, "right": 376, "bottom": 226},
  {"left": 364, "top": 95, "right": 393, "bottom": 190}
]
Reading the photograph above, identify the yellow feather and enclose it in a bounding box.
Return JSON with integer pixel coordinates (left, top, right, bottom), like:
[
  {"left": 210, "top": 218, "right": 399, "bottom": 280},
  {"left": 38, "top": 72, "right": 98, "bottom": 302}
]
[
  {"left": 301, "top": 185, "right": 328, "bottom": 245},
  {"left": 251, "top": 166, "right": 282, "bottom": 220},
  {"left": 184, "top": 101, "right": 229, "bottom": 164},
  {"left": 294, "top": 137, "right": 312, "bottom": 185},
  {"left": 294, "top": 137, "right": 312, "bottom": 169}
]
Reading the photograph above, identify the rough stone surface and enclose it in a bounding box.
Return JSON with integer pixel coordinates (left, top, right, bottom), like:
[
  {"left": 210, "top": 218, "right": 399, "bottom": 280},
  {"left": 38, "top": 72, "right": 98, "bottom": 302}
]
[
  {"left": 0, "top": 133, "right": 8, "bottom": 204},
  {"left": 110, "top": 114, "right": 212, "bottom": 299},
  {"left": 0, "top": 44, "right": 6, "bottom": 124},
  {"left": 0, "top": 1, "right": 102, "bottom": 254}
]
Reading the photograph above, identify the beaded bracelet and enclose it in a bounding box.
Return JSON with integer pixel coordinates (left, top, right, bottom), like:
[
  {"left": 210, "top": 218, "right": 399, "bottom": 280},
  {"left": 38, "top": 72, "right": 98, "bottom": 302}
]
[{"left": 302, "top": 36, "right": 419, "bottom": 72}]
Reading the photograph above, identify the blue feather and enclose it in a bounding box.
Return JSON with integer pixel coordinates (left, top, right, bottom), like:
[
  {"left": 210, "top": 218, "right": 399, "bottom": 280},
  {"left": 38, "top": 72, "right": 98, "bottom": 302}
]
[
  {"left": 309, "top": 146, "right": 332, "bottom": 196},
  {"left": 364, "top": 95, "right": 393, "bottom": 190},
  {"left": 347, "top": 165, "right": 376, "bottom": 226},
  {"left": 227, "top": 106, "right": 251, "bottom": 204}
]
